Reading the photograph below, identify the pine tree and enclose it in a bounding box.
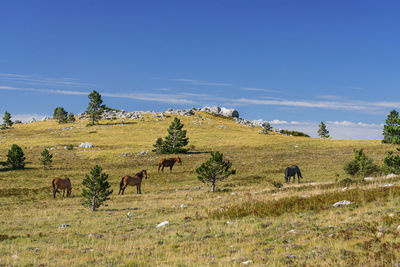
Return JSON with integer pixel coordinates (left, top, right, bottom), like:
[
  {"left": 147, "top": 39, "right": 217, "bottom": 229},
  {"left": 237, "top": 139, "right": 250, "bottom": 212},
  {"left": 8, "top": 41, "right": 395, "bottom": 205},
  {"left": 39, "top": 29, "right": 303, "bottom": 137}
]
[
  {"left": 39, "top": 148, "right": 53, "bottom": 169},
  {"left": 81, "top": 165, "right": 113, "bottom": 211},
  {"left": 2, "top": 111, "right": 13, "bottom": 128},
  {"left": 152, "top": 137, "right": 164, "bottom": 153},
  {"left": 6, "top": 144, "right": 26, "bottom": 169},
  {"left": 261, "top": 122, "right": 272, "bottom": 134},
  {"left": 86, "top": 90, "right": 105, "bottom": 126},
  {"left": 53, "top": 107, "right": 68, "bottom": 123},
  {"left": 318, "top": 121, "right": 330, "bottom": 138},
  {"left": 344, "top": 149, "right": 379, "bottom": 177},
  {"left": 67, "top": 113, "right": 76, "bottom": 123},
  {"left": 196, "top": 151, "right": 236, "bottom": 192},
  {"left": 383, "top": 148, "right": 400, "bottom": 174},
  {"left": 156, "top": 117, "right": 189, "bottom": 153},
  {"left": 382, "top": 109, "right": 400, "bottom": 144}
]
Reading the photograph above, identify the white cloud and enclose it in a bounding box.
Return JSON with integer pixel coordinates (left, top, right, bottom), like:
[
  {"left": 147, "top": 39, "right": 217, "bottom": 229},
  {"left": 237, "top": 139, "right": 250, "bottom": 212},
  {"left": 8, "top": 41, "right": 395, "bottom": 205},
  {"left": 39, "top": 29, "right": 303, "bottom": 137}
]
[{"left": 170, "top": 78, "right": 232, "bottom": 87}]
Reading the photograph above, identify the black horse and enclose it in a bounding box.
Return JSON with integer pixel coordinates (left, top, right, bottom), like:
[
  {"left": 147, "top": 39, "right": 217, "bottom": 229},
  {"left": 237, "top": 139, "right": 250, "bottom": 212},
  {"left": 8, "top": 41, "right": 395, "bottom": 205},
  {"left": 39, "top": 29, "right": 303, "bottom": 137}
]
[{"left": 285, "top": 165, "right": 302, "bottom": 183}]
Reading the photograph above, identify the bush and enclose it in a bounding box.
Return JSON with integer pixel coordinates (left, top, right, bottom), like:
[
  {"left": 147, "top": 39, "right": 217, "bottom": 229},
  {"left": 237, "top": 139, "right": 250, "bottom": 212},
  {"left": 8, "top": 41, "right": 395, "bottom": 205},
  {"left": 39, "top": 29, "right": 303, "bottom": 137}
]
[
  {"left": 66, "top": 144, "right": 74, "bottom": 150},
  {"left": 344, "top": 149, "right": 379, "bottom": 177},
  {"left": 282, "top": 130, "right": 310, "bottom": 137},
  {"left": 153, "top": 117, "right": 189, "bottom": 154},
  {"left": 383, "top": 148, "right": 400, "bottom": 174},
  {"left": 271, "top": 181, "right": 283, "bottom": 188},
  {"left": 6, "top": 144, "right": 25, "bottom": 169}
]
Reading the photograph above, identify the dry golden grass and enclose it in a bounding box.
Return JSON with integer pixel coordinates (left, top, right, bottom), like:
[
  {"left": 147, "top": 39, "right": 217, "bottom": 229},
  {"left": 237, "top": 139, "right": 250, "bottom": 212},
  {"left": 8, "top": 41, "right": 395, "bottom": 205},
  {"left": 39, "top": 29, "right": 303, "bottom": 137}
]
[{"left": 0, "top": 112, "right": 399, "bottom": 266}]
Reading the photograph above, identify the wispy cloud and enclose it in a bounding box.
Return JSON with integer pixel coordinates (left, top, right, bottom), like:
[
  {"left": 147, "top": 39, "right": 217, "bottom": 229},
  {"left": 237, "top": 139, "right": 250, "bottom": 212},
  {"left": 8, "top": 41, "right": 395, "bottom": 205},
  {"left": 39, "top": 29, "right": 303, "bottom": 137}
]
[
  {"left": 0, "top": 73, "right": 95, "bottom": 87},
  {"left": 317, "top": 95, "right": 347, "bottom": 100},
  {"left": 171, "top": 78, "right": 233, "bottom": 87},
  {"left": 242, "top": 87, "right": 282, "bottom": 93},
  {"left": 0, "top": 85, "right": 195, "bottom": 105},
  {"left": 327, "top": 120, "right": 383, "bottom": 128}
]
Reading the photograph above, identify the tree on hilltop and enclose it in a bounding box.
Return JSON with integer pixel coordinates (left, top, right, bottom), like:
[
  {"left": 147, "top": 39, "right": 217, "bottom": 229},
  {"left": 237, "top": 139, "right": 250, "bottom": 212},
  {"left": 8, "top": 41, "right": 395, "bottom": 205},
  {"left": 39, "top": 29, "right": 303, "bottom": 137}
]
[
  {"left": 318, "top": 121, "right": 330, "bottom": 138},
  {"left": 53, "top": 107, "right": 68, "bottom": 123},
  {"left": 86, "top": 90, "right": 105, "bottom": 126},
  {"left": 2, "top": 111, "right": 13, "bottom": 128}
]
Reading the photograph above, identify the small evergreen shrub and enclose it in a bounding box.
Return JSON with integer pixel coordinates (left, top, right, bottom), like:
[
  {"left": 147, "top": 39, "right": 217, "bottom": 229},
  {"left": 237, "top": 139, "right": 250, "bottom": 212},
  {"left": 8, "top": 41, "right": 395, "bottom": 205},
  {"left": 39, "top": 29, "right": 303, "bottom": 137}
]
[
  {"left": 81, "top": 165, "right": 113, "bottom": 211},
  {"left": 39, "top": 148, "right": 53, "bottom": 169},
  {"left": 383, "top": 148, "right": 400, "bottom": 174},
  {"left": 66, "top": 144, "right": 74, "bottom": 150},
  {"left": 344, "top": 149, "right": 379, "bottom": 177},
  {"left": 6, "top": 144, "right": 26, "bottom": 169}
]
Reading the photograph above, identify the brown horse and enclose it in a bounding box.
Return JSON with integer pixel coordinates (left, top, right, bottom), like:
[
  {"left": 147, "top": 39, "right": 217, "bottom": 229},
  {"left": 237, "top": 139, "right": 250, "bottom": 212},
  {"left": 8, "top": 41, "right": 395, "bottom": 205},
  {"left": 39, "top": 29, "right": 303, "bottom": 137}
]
[
  {"left": 118, "top": 170, "right": 148, "bottom": 195},
  {"left": 158, "top": 157, "right": 182, "bottom": 173},
  {"left": 52, "top": 177, "right": 72, "bottom": 198}
]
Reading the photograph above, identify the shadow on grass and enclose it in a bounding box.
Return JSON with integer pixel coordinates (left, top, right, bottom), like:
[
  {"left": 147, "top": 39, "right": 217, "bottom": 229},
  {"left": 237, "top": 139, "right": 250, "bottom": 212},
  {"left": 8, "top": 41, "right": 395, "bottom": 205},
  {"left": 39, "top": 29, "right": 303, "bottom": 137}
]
[{"left": 0, "top": 166, "right": 36, "bottom": 172}]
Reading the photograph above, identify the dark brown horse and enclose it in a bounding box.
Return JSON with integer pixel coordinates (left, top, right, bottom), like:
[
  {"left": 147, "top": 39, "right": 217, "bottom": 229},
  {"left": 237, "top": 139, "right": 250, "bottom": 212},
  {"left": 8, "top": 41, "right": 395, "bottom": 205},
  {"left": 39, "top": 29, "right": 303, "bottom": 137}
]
[
  {"left": 52, "top": 177, "right": 72, "bottom": 198},
  {"left": 158, "top": 157, "right": 182, "bottom": 173},
  {"left": 118, "top": 170, "right": 148, "bottom": 195},
  {"left": 285, "top": 165, "right": 303, "bottom": 183}
]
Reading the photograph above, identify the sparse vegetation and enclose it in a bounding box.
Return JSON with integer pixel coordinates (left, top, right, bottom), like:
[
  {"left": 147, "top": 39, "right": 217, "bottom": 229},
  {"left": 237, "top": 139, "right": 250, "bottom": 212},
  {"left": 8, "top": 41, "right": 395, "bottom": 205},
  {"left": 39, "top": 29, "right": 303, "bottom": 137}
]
[
  {"left": 282, "top": 129, "right": 310, "bottom": 137},
  {"left": 0, "top": 113, "right": 399, "bottom": 266},
  {"left": 261, "top": 122, "right": 273, "bottom": 134}
]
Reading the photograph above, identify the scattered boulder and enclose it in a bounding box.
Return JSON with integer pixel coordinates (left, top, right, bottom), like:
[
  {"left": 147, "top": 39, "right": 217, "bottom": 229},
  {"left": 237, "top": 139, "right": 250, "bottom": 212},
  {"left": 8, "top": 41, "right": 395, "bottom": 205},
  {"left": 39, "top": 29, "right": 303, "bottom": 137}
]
[
  {"left": 332, "top": 200, "right": 351, "bottom": 207},
  {"left": 79, "top": 142, "right": 93, "bottom": 148},
  {"left": 156, "top": 221, "right": 169, "bottom": 228},
  {"left": 59, "top": 224, "right": 71, "bottom": 228},
  {"left": 387, "top": 174, "right": 397, "bottom": 179}
]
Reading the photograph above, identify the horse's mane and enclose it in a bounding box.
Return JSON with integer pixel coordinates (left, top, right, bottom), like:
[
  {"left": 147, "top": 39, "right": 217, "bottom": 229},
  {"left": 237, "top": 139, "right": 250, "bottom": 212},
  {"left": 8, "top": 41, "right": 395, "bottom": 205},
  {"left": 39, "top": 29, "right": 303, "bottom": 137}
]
[{"left": 135, "top": 170, "right": 146, "bottom": 178}]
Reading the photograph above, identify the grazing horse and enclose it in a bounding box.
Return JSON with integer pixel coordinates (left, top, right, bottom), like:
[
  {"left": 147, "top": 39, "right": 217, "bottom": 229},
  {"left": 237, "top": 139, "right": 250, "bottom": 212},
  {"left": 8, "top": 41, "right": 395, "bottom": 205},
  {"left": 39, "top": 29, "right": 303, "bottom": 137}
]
[
  {"left": 52, "top": 177, "right": 72, "bottom": 198},
  {"left": 285, "top": 165, "right": 303, "bottom": 183},
  {"left": 158, "top": 157, "right": 182, "bottom": 173},
  {"left": 118, "top": 170, "right": 148, "bottom": 195}
]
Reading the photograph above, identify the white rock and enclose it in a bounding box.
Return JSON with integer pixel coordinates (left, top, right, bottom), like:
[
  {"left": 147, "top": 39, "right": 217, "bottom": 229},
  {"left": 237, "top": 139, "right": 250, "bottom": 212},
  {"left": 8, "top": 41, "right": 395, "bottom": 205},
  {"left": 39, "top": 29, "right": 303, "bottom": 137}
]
[
  {"left": 388, "top": 213, "right": 395, "bottom": 217},
  {"left": 382, "top": 184, "right": 394, "bottom": 187},
  {"left": 242, "top": 260, "right": 253, "bottom": 265},
  {"left": 387, "top": 174, "right": 397, "bottom": 179},
  {"left": 180, "top": 204, "right": 187, "bottom": 208},
  {"left": 342, "top": 187, "right": 348, "bottom": 192},
  {"left": 332, "top": 200, "right": 351, "bottom": 207},
  {"left": 287, "top": 229, "right": 297, "bottom": 234},
  {"left": 364, "top": 177, "right": 374, "bottom": 181},
  {"left": 226, "top": 220, "right": 233, "bottom": 224},
  {"left": 79, "top": 142, "right": 93, "bottom": 148},
  {"left": 12, "top": 254, "right": 18, "bottom": 259},
  {"left": 377, "top": 232, "right": 383, "bottom": 238},
  {"left": 217, "top": 196, "right": 222, "bottom": 199},
  {"left": 397, "top": 225, "right": 400, "bottom": 231},
  {"left": 156, "top": 221, "right": 169, "bottom": 228},
  {"left": 59, "top": 224, "right": 71, "bottom": 228}
]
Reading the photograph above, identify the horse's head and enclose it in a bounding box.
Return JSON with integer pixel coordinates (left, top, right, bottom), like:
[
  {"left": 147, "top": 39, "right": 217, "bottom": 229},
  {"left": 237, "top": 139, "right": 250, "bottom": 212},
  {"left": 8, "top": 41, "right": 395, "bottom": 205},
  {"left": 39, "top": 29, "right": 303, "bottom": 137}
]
[
  {"left": 176, "top": 157, "right": 182, "bottom": 164},
  {"left": 142, "top": 170, "right": 148, "bottom": 179}
]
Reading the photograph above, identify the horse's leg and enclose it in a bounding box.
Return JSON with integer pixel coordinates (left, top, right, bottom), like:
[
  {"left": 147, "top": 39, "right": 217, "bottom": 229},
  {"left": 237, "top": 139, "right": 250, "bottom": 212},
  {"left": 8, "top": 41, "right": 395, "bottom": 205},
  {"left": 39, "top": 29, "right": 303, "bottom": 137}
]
[
  {"left": 170, "top": 166, "right": 173, "bottom": 173},
  {"left": 158, "top": 164, "right": 161, "bottom": 173},
  {"left": 161, "top": 165, "right": 164, "bottom": 172},
  {"left": 53, "top": 187, "right": 56, "bottom": 198},
  {"left": 139, "top": 184, "right": 142, "bottom": 194},
  {"left": 62, "top": 189, "right": 65, "bottom": 197}
]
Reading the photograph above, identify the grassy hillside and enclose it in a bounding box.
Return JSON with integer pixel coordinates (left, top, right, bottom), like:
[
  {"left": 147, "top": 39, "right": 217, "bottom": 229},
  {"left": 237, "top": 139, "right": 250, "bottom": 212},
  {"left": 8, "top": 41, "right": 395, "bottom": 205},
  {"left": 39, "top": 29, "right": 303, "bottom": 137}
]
[{"left": 0, "top": 112, "right": 399, "bottom": 266}]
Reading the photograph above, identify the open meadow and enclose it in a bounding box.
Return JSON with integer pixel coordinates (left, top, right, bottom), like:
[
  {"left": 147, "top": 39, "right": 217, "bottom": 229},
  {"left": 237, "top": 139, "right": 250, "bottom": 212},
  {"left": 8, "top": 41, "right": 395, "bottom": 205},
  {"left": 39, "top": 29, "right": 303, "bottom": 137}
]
[{"left": 1, "top": 112, "right": 400, "bottom": 266}]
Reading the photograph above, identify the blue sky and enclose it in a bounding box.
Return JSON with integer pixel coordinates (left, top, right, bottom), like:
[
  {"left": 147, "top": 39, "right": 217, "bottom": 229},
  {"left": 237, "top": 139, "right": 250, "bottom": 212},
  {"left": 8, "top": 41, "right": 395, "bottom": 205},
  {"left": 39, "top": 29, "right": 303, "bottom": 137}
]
[{"left": 1, "top": 0, "right": 400, "bottom": 139}]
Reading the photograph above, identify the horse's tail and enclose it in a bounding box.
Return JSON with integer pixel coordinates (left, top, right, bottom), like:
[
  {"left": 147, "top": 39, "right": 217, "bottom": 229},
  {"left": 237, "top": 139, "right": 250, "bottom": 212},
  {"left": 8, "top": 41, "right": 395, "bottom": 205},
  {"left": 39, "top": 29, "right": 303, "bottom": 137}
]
[
  {"left": 297, "top": 169, "right": 303, "bottom": 178},
  {"left": 52, "top": 179, "right": 56, "bottom": 191}
]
